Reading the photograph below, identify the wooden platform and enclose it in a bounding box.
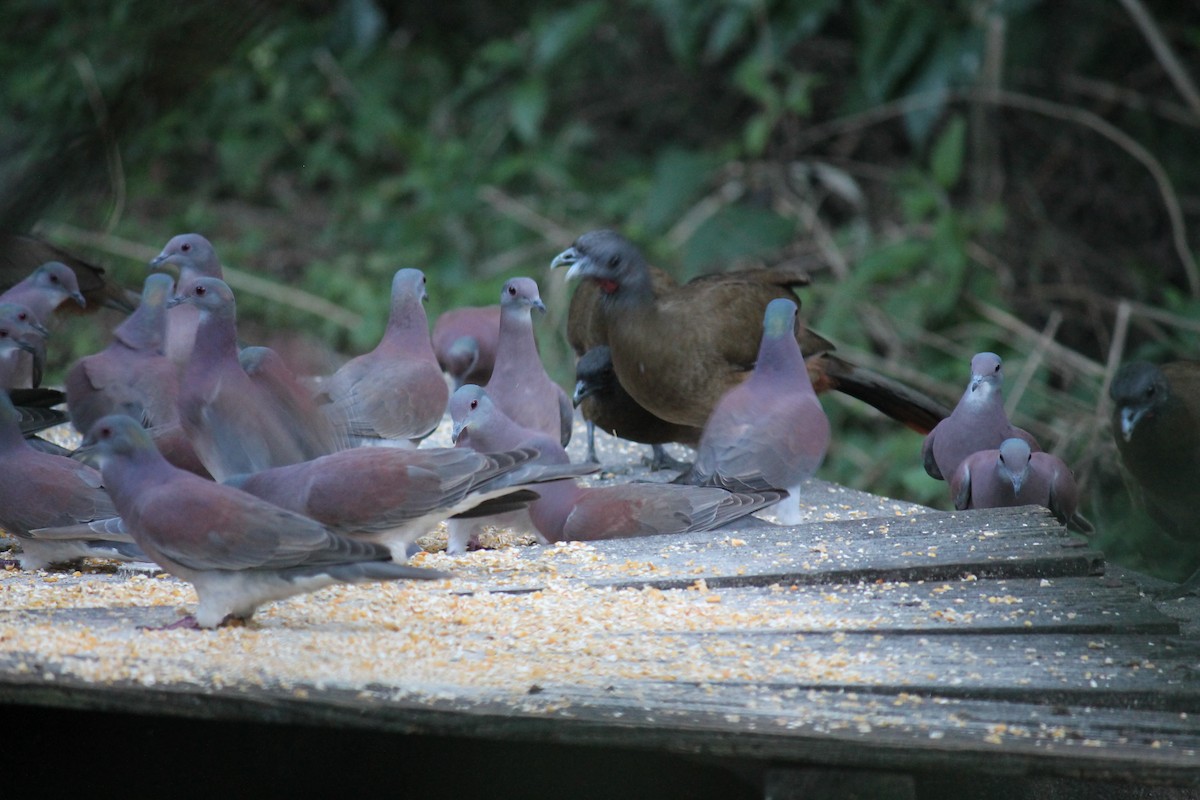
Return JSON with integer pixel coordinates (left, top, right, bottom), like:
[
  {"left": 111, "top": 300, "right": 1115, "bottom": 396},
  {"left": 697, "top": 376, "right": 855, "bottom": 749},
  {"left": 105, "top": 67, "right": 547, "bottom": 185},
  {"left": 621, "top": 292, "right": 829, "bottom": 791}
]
[{"left": 1, "top": 464, "right": 1198, "bottom": 798}]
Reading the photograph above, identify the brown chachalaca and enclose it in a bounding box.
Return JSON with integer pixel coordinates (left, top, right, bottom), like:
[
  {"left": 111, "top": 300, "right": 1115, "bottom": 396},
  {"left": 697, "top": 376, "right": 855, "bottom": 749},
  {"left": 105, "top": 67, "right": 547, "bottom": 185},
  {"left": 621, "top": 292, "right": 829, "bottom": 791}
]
[
  {"left": 564, "top": 244, "right": 819, "bottom": 467},
  {"left": 1109, "top": 360, "right": 1200, "bottom": 542},
  {"left": 552, "top": 229, "right": 948, "bottom": 433}
]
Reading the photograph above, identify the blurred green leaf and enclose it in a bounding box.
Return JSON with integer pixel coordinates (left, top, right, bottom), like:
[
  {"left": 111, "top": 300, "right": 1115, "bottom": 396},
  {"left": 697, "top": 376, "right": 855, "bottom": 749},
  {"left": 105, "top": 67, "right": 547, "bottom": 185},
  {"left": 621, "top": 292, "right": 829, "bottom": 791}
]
[
  {"left": 681, "top": 204, "right": 793, "bottom": 274},
  {"left": 509, "top": 79, "right": 548, "bottom": 143},
  {"left": 641, "top": 148, "right": 719, "bottom": 234},
  {"left": 930, "top": 114, "right": 966, "bottom": 189}
]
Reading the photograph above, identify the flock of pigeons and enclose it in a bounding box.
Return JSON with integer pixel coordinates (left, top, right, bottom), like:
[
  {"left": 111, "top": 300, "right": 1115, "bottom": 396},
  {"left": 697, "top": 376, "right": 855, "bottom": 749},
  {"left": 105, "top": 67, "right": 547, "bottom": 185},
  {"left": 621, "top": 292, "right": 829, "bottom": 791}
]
[{"left": 0, "top": 228, "right": 1194, "bottom": 628}]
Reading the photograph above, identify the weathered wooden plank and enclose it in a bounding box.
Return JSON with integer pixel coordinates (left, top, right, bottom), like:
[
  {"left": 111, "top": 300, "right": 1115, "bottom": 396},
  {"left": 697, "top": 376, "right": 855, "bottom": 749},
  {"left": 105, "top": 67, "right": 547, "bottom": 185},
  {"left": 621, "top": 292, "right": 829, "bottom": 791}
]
[
  {"left": 0, "top": 573, "right": 1175, "bottom": 637},
  {"left": 0, "top": 669, "right": 1196, "bottom": 787},
  {"left": 439, "top": 506, "right": 1104, "bottom": 594},
  {"left": 641, "top": 576, "right": 1180, "bottom": 636}
]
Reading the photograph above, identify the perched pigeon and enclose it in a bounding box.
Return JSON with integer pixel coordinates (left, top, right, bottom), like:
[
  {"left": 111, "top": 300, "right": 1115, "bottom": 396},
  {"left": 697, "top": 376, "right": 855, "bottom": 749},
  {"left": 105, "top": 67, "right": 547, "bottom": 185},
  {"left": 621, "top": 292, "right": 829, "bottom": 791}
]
[
  {"left": 65, "top": 273, "right": 179, "bottom": 434},
  {"left": 922, "top": 352, "right": 1041, "bottom": 481},
  {"left": 172, "top": 277, "right": 339, "bottom": 481},
  {"left": 484, "top": 277, "right": 573, "bottom": 446},
  {"left": 0, "top": 263, "right": 83, "bottom": 387},
  {"left": 676, "top": 298, "right": 829, "bottom": 525},
  {"left": 85, "top": 414, "right": 450, "bottom": 629},
  {"left": 447, "top": 385, "right": 781, "bottom": 552},
  {"left": 0, "top": 302, "right": 49, "bottom": 389},
  {"left": 0, "top": 261, "right": 86, "bottom": 324},
  {"left": 432, "top": 304, "right": 501, "bottom": 388},
  {"left": 149, "top": 233, "right": 225, "bottom": 366},
  {"left": 951, "top": 437, "right": 1090, "bottom": 532},
  {"left": 227, "top": 445, "right": 596, "bottom": 559},
  {"left": 0, "top": 393, "right": 141, "bottom": 570},
  {"left": 320, "top": 268, "right": 447, "bottom": 446}
]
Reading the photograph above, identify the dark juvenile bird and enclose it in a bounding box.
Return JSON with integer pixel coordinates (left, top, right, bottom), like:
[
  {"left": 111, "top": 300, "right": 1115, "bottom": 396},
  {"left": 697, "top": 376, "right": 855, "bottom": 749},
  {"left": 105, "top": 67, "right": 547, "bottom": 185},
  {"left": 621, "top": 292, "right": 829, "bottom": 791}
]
[
  {"left": 553, "top": 229, "right": 947, "bottom": 434},
  {"left": 676, "top": 298, "right": 830, "bottom": 525},
  {"left": 0, "top": 233, "right": 137, "bottom": 314},
  {"left": 172, "top": 277, "right": 339, "bottom": 482},
  {"left": 0, "top": 393, "right": 142, "bottom": 570},
  {"left": 447, "top": 385, "right": 781, "bottom": 551},
  {"left": 65, "top": 273, "right": 179, "bottom": 434},
  {"left": 320, "top": 268, "right": 447, "bottom": 446},
  {"left": 149, "top": 232, "right": 226, "bottom": 366},
  {"left": 432, "top": 304, "right": 501, "bottom": 388},
  {"left": 227, "top": 445, "right": 596, "bottom": 560},
  {"left": 1109, "top": 360, "right": 1200, "bottom": 542},
  {"left": 484, "top": 277, "right": 572, "bottom": 446},
  {"left": 573, "top": 345, "right": 701, "bottom": 468},
  {"left": 922, "top": 352, "right": 1041, "bottom": 481},
  {"left": 951, "top": 437, "right": 1089, "bottom": 532},
  {"left": 86, "top": 414, "right": 450, "bottom": 629}
]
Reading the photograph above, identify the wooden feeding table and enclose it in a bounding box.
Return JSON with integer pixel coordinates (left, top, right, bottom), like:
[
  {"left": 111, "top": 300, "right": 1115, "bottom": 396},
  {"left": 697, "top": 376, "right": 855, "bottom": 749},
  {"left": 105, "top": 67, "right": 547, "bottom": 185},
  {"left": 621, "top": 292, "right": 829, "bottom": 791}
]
[{"left": 1, "top": 466, "right": 1196, "bottom": 799}]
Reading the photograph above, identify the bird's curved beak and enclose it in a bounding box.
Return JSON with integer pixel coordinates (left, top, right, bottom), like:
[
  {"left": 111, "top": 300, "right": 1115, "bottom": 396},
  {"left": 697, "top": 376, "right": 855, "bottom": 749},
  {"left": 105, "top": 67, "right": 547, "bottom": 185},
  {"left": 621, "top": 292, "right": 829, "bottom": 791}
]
[
  {"left": 1119, "top": 406, "right": 1147, "bottom": 442},
  {"left": 29, "top": 318, "right": 49, "bottom": 337},
  {"left": 969, "top": 374, "right": 983, "bottom": 393},
  {"left": 572, "top": 379, "right": 592, "bottom": 408},
  {"left": 70, "top": 290, "right": 86, "bottom": 307},
  {"left": 149, "top": 252, "right": 181, "bottom": 277},
  {"left": 550, "top": 246, "right": 577, "bottom": 271},
  {"left": 531, "top": 298, "right": 546, "bottom": 314},
  {"left": 552, "top": 246, "right": 593, "bottom": 282},
  {"left": 166, "top": 294, "right": 187, "bottom": 309},
  {"left": 450, "top": 420, "right": 467, "bottom": 445}
]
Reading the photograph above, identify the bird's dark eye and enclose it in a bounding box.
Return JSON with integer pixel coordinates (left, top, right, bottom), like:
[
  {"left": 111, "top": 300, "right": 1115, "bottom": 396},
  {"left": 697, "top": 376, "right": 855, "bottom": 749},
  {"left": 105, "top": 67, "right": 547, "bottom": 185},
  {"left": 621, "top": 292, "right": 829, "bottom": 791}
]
[
  {"left": 16, "top": 311, "right": 27, "bottom": 321},
  {"left": 0, "top": 330, "right": 8, "bottom": 338},
  {"left": 993, "top": 363, "right": 1001, "bottom": 373},
  {"left": 470, "top": 399, "right": 478, "bottom": 410},
  {"left": 49, "top": 274, "right": 59, "bottom": 284},
  {"left": 195, "top": 285, "right": 207, "bottom": 296},
  {"left": 507, "top": 285, "right": 517, "bottom": 296},
  {"left": 608, "top": 255, "right": 621, "bottom": 268},
  {"left": 181, "top": 242, "right": 192, "bottom": 252},
  {"left": 1146, "top": 386, "right": 1156, "bottom": 398}
]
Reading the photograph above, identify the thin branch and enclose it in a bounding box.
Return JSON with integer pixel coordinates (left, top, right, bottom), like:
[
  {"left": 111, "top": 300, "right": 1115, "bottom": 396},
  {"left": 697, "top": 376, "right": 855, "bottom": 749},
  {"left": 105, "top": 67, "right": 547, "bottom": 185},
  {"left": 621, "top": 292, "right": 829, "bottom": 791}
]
[
  {"left": 1006, "top": 309, "right": 1061, "bottom": 416},
  {"left": 39, "top": 223, "right": 363, "bottom": 331},
  {"left": 968, "top": 298, "right": 1106, "bottom": 379},
  {"left": 477, "top": 185, "right": 573, "bottom": 244},
  {"left": 1116, "top": 0, "right": 1200, "bottom": 118}
]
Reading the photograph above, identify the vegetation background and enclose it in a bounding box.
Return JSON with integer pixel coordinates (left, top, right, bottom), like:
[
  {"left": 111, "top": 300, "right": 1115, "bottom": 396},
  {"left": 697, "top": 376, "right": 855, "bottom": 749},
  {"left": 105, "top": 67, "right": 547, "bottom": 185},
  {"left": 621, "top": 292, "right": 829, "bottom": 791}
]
[{"left": 4, "top": 0, "right": 1199, "bottom": 579}]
